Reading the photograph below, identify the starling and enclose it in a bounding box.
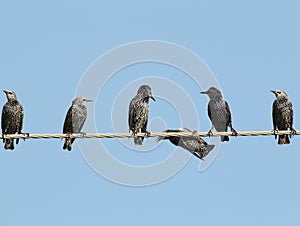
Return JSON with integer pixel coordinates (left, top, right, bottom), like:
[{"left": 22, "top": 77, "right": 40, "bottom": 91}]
[
  {"left": 157, "top": 128, "right": 215, "bottom": 160},
  {"left": 128, "top": 85, "right": 155, "bottom": 145},
  {"left": 271, "top": 90, "right": 296, "bottom": 145},
  {"left": 63, "top": 97, "right": 92, "bottom": 151},
  {"left": 201, "top": 87, "right": 237, "bottom": 142},
  {"left": 1, "top": 90, "right": 25, "bottom": 150}
]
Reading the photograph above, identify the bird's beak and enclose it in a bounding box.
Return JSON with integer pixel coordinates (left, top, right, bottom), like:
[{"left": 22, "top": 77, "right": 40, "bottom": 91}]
[
  {"left": 150, "top": 96, "right": 156, "bottom": 101},
  {"left": 84, "top": 99, "right": 92, "bottom": 102},
  {"left": 270, "top": 90, "right": 276, "bottom": 94},
  {"left": 3, "top": 90, "right": 7, "bottom": 94},
  {"left": 200, "top": 91, "right": 207, "bottom": 94}
]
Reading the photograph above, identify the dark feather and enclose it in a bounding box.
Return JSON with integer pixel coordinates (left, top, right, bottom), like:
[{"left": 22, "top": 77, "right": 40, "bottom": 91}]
[
  {"left": 1, "top": 96, "right": 24, "bottom": 150},
  {"left": 128, "top": 85, "right": 154, "bottom": 146},
  {"left": 62, "top": 97, "right": 89, "bottom": 151}
]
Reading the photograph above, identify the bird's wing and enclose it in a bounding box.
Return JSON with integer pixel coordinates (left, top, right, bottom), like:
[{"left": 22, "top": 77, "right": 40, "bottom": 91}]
[
  {"left": 1, "top": 104, "right": 10, "bottom": 133},
  {"left": 63, "top": 106, "right": 73, "bottom": 133},
  {"left": 288, "top": 100, "right": 294, "bottom": 128},
  {"left": 207, "top": 103, "right": 212, "bottom": 121},
  {"left": 272, "top": 101, "right": 277, "bottom": 130},
  {"left": 225, "top": 101, "right": 232, "bottom": 128},
  {"left": 141, "top": 105, "right": 149, "bottom": 133},
  {"left": 128, "top": 99, "right": 136, "bottom": 131},
  {"left": 17, "top": 104, "right": 24, "bottom": 133}
]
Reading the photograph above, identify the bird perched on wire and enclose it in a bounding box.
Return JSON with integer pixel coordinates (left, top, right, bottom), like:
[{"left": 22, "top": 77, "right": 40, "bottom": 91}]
[
  {"left": 62, "top": 97, "right": 92, "bottom": 151},
  {"left": 157, "top": 128, "right": 215, "bottom": 160},
  {"left": 1, "top": 90, "right": 26, "bottom": 150},
  {"left": 271, "top": 90, "right": 296, "bottom": 145},
  {"left": 128, "top": 85, "right": 155, "bottom": 145},
  {"left": 201, "top": 87, "right": 237, "bottom": 142}
]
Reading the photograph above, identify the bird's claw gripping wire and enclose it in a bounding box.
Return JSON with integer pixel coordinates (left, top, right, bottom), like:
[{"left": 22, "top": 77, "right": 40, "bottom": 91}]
[
  {"left": 231, "top": 128, "right": 238, "bottom": 137},
  {"left": 290, "top": 128, "right": 296, "bottom": 138},
  {"left": 144, "top": 131, "right": 151, "bottom": 137},
  {"left": 207, "top": 130, "right": 213, "bottom": 137},
  {"left": 20, "top": 132, "right": 29, "bottom": 142}
]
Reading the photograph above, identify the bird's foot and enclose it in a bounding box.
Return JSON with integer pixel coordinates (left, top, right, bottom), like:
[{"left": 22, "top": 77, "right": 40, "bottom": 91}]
[
  {"left": 66, "top": 132, "right": 72, "bottom": 139},
  {"left": 207, "top": 130, "right": 213, "bottom": 137},
  {"left": 19, "top": 132, "right": 29, "bottom": 141},
  {"left": 131, "top": 130, "right": 137, "bottom": 137},
  {"left": 144, "top": 131, "right": 151, "bottom": 137},
  {"left": 271, "top": 129, "right": 278, "bottom": 139},
  {"left": 290, "top": 128, "right": 296, "bottom": 138},
  {"left": 231, "top": 128, "right": 238, "bottom": 136}
]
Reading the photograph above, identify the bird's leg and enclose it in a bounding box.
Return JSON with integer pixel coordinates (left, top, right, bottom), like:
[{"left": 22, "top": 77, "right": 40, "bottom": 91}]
[
  {"left": 228, "top": 122, "right": 237, "bottom": 136},
  {"left": 66, "top": 132, "right": 72, "bottom": 139},
  {"left": 207, "top": 129, "right": 213, "bottom": 137},
  {"left": 271, "top": 129, "right": 278, "bottom": 135},
  {"left": 271, "top": 129, "right": 278, "bottom": 139},
  {"left": 207, "top": 124, "right": 215, "bottom": 137},
  {"left": 141, "top": 128, "right": 151, "bottom": 137},
  {"left": 231, "top": 128, "right": 238, "bottom": 136}
]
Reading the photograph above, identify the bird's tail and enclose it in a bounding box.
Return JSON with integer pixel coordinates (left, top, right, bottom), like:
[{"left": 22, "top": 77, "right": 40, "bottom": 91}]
[
  {"left": 221, "top": 136, "right": 229, "bottom": 142},
  {"left": 207, "top": 144, "right": 215, "bottom": 153},
  {"left": 278, "top": 135, "right": 290, "bottom": 145},
  {"left": 134, "top": 137, "right": 144, "bottom": 146},
  {"left": 194, "top": 144, "right": 215, "bottom": 160},
  {"left": 4, "top": 139, "right": 14, "bottom": 150},
  {"left": 201, "top": 144, "right": 215, "bottom": 159},
  {"left": 63, "top": 138, "right": 73, "bottom": 151}
]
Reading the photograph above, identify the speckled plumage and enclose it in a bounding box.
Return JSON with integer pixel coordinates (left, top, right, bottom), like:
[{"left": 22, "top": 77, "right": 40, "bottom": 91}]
[
  {"left": 271, "top": 90, "right": 295, "bottom": 145},
  {"left": 128, "top": 85, "right": 155, "bottom": 145},
  {"left": 63, "top": 97, "right": 91, "bottom": 151},
  {"left": 157, "top": 128, "right": 215, "bottom": 160},
  {"left": 201, "top": 87, "right": 237, "bottom": 142},
  {"left": 1, "top": 90, "right": 24, "bottom": 150}
]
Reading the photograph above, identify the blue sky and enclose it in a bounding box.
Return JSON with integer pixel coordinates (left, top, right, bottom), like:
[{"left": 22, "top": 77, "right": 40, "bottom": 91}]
[{"left": 1, "top": 0, "right": 300, "bottom": 225}]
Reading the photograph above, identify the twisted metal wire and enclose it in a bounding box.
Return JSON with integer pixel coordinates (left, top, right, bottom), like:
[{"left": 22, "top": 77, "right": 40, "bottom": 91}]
[{"left": 1, "top": 130, "right": 299, "bottom": 139}]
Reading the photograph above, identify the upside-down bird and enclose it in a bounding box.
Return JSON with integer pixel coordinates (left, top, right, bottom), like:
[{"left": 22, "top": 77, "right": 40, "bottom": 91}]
[
  {"left": 157, "top": 128, "right": 215, "bottom": 160},
  {"left": 201, "top": 87, "right": 237, "bottom": 142},
  {"left": 128, "top": 85, "right": 155, "bottom": 145},
  {"left": 1, "top": 90, "right": 25, "bottom": 150},
  {"left": 271, "top": 90, "right": 296, "bottom": 145},
  {"left": 63, "top": 97, "right": 92, "bottom": 151}
]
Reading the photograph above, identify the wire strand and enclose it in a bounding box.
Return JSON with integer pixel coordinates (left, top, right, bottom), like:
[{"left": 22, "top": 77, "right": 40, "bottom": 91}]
[{"left": 1, "top": 130, "right": 299, "bottom": 139}]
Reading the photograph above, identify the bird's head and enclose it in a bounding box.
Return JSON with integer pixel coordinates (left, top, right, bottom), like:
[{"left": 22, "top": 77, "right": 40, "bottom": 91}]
[
  {"left": 200, "top": 87, "right": 223, "bottom": 100},
  {"left": 137, "top": 85, "right": 156, "bottom": 101},
  {"left": 72, "top": 97, "right": 92, "bottom": 105},
  {"left": 3, "top": 90, "right": 17, "bottom": 101},
  {"left": 271, "top": 90, "right": 288, "bottom": 100}
]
